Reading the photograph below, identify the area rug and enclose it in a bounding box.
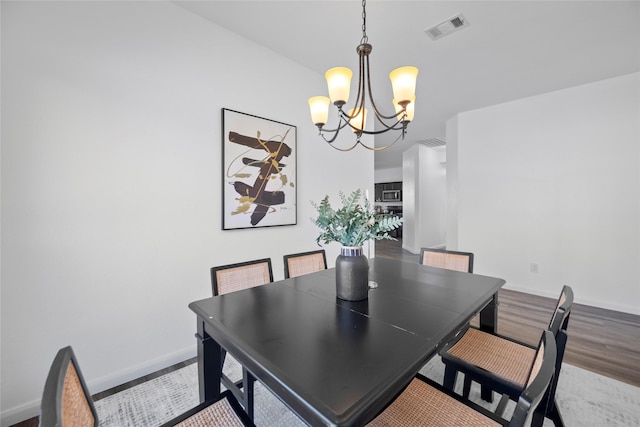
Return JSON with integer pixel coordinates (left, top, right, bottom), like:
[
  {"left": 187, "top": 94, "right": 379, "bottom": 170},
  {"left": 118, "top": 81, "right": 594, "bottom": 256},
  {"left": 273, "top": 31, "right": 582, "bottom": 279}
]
[{"left": 94, "top": 355, "right": 640, "bottom": 426}]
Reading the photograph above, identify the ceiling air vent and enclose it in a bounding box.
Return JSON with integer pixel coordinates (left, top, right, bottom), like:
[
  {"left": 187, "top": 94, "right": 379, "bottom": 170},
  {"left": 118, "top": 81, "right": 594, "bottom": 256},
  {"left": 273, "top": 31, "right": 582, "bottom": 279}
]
[
  {"left": 418, "top": 138, "right": 446, "bottom": 148},
  {"left": 425, "top": 13, "right": 470, "bottom": 40}
]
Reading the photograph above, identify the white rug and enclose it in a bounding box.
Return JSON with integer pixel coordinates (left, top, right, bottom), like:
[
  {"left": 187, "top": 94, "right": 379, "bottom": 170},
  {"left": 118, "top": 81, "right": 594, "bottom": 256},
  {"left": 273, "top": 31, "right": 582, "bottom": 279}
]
[{"left": 95, "top": 356, "right": 640, "bottom": 426}]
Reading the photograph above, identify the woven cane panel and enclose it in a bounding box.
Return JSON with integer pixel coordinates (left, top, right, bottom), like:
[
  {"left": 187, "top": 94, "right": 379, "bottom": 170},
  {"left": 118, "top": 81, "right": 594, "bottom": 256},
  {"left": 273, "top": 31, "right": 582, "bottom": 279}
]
[
  {"left": 367, "top": 378, "right": 500, "bottom": 427},
  {"left": 422, "top": 252, "right": 470, "bottom": 272},
  {"left": 216, "top": 263, "right": 270, "bottom": 295},
  {"left": 287, "top": 254, "right": 325, "bottom": 278},
  {"left": 447, "top": 328, "right": 536, "bottom": 386},
  {"left": 62, "top": 363, "right": 95, "bottom": 427},
  {"left": 174, "top": 398, "right": 244, "bottom": 427},
  {"left": 526, "top": 341, "right": 545, "bottom": 388}
]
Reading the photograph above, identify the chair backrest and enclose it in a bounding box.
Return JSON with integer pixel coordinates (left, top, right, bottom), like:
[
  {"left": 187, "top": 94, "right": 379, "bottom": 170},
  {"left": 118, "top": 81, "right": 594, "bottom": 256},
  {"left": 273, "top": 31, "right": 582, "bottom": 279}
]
[
  {"left": 510, "top": 330, "right": 557, "bottom": 427},
  {"left": 211, "top": 258, "right": 273, "bottom": 296},
  {"left": 40, "top": 346, "right": 98, "bottom": 427},
  {"left": 419, "top": 248, "right": 474, "bottom": 273},
  {"left": 283, "top": 249, "right": 327, "bottom": 279},
  {"left": 541, "top": 284, "right": 573, "bottom": 419},
  {"left": 547, "top": 285, "right": 574, "bottom": 336}
]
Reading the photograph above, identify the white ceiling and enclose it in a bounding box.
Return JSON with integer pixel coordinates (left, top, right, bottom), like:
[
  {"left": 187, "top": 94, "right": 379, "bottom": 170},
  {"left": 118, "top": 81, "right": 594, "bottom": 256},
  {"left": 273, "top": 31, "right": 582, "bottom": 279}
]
[{"left": 174, "top": 1, "right": 640, "bottom": 169}]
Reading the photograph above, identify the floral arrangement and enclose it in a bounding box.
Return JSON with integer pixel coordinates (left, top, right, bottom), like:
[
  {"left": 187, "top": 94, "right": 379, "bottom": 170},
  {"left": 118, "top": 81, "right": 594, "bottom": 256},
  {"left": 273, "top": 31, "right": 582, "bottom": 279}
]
[{"left": 311, "top": 189, "right": 403, "bottom": 247}]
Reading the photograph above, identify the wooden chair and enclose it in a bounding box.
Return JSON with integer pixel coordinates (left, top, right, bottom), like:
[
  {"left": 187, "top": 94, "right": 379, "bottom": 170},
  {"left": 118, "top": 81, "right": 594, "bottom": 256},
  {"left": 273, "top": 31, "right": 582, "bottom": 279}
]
[
  {"left": 367, "top": 330, "right": 557, "bottom": 427},
  {"left": 209, "top": 258, "right": 273, "bottom": 421},
  {"left": 419, "top": 248, "right": 474, "bottom": 273},
  {"left": 210, "top": 258, "right": 273, "bottom": 296},
  {"left": 40, "top": 346, "right": 253, "bottom": 427},
  {"left": 283, "top": 249, "right": 327, "bottom": 279},
  {"left": 440, "top": 285, "right": 573, "bottom": 427}
]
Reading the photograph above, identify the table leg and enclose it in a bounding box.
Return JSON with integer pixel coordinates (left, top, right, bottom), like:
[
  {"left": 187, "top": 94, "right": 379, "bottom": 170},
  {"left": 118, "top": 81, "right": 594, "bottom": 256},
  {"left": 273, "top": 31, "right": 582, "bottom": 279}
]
[
  {"left": 479, "top": 292, "right": 498, "bottom": 333},
  {"left": 243, "top": 368, "right": 256, "bottom": 421},
  {"left": 479, "top": 292, "right": 499, "bottom": 402},
  {"left": 196, "top": 318, "right": 221, "bottom": 403}
]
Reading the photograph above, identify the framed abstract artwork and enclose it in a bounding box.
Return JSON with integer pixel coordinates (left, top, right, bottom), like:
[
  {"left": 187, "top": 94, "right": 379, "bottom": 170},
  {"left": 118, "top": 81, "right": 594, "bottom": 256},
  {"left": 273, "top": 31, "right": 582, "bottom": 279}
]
[{"left": 222, "top": 108, "right": 297, "bottom": 229}]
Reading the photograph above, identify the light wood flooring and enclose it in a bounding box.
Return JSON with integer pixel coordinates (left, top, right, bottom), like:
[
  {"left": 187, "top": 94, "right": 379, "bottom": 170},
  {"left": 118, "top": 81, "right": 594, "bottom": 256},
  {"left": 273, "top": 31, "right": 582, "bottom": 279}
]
[{"left": 11, "top": 240, "right": 640, "bottom": 426}]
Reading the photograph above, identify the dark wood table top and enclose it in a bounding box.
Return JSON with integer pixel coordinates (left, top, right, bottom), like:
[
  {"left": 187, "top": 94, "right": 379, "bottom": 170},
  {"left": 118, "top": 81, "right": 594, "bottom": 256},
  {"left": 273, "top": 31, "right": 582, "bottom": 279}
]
[{"left": 189, "top": 257, "right": 505, "bottom": 426}]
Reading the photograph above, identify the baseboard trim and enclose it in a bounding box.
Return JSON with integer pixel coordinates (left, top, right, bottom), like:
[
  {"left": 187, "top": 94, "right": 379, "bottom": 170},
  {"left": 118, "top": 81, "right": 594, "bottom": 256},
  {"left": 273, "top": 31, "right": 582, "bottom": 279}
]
[
  {"left": 89, "top": 347, "right": 196, "bottom": 395},
  {"left": 504, "top": 284, "right": 640, "bottom": 316},
  {"left": 1, "top": 399, "right": 40, "bottom": 427}
]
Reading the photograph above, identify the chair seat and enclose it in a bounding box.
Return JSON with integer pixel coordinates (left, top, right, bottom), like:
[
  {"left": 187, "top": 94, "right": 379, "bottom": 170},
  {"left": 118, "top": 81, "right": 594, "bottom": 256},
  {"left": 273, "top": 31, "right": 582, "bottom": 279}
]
[
  {"left": 367, "top": 378, "right": 501, "bottom": 427},
  {"left": 446, "top": 328, "right": 536, "bottom": 387},
  {"left": 370, "top": 331, "right": 557, "bottom": 427}
]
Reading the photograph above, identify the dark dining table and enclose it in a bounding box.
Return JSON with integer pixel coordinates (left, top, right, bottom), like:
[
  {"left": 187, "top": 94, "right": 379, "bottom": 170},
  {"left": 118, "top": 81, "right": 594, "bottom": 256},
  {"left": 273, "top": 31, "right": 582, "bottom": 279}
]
[{"left": 189, "top": 257, "right": 505, "bottom": 426}]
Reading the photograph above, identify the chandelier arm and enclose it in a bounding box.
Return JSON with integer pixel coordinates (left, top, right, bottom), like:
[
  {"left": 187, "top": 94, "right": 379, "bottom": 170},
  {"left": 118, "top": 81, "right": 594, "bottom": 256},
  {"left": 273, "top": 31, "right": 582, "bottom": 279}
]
[
  {"left": 370, "top": 113, "right": 409, "bottom": 132},
  {"left": 371, "top": 108, "right": 407, "bottom": 124},
  {"left": 339, "top": 54, "right": 367, "bottom": 122},
  {"left": 336, "top": 109, "right": 406, "bottom": 135},
  {"left": 357, "top": 120, "right": 407, "bottom": 135},
  {"left": 338, "top": 109, "right": 375, "bottom": 134},
  {"left": 320, "top": 124, "right": 405, "bottom": 151},
  {"left": 355, "top": 129, "right": 406, "bottom": 151},
  {"left": 317, "top": 118, "right": 351, "bottom": 143},
  {"left": 350, "top": 53, "right": 366, "bottom": 116},
  {"left": 364, "top": 55, "right": 403, "bottom": 121},
  {"left": 338, "top": 100, "right": 407, "bottom": 134},
  {"left": 325, "top": 139, "right": 362, "bottom": 152}
]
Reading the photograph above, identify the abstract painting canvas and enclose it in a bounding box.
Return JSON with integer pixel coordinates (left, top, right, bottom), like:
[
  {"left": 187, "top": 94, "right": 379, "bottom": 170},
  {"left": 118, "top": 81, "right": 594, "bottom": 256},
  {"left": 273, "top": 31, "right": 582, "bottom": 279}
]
[{"left": 222, "top": 109, "right": 297, "bottom": 229}]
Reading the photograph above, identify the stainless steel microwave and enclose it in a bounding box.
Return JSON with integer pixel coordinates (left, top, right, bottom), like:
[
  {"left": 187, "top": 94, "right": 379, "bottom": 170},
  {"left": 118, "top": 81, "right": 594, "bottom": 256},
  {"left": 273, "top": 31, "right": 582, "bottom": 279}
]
[{"left": 382, "top": 190, "right": 402, "bottom": 202}]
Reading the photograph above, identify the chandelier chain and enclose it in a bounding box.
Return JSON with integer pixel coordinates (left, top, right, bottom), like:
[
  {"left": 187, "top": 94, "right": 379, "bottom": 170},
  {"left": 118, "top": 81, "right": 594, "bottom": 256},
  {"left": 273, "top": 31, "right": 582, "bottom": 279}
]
[{"left": 361, "top": 0, "right": 368, "bottom": 44}]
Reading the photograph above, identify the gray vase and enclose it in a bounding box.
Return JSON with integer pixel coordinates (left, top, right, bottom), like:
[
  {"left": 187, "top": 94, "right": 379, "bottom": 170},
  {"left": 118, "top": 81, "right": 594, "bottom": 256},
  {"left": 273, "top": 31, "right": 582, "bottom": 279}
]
[{"left": 335, "top": 246, "right": 369, "bottom": 301}]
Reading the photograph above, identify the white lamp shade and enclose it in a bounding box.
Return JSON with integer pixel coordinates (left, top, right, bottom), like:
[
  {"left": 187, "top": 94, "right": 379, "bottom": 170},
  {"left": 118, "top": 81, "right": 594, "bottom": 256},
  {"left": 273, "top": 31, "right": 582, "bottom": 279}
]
[
  {"left": 393, "top": 97, "right": 415, "bottom": 122},
  {"left": 308, "top": 96, "right": 330, "bottom": 125},
  {"left": 389, "top": 66, "right": 418, "bottom": 104},
  {"left": 348, "top": 107, "right": 367, "bottom": 133},
  {"left": 325, "top": 67, "right": 353, "bottom": 104}
]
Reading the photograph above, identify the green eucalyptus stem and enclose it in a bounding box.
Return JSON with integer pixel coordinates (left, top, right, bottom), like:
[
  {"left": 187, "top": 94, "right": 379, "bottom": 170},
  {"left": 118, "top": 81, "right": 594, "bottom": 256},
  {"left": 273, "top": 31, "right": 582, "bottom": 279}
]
[{"left": 311, "top": 189, "right": 403, "bottom": 247}]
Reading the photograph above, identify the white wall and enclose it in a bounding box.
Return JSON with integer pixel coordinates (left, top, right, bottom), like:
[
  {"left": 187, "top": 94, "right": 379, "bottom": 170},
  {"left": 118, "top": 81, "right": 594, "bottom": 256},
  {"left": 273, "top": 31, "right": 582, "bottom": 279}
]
[
  {"left": 447, "top": 72, "right": 640, "bottom": 314},
  {"left": 0, "top": 1, "right": 373, "bottom": 424},
  {"left": 374, "top": 166, "right": 403, "bottom": 183},
  {"left": 402, "top": 145, "right": 447, "bottom": 253},
  {"left": 419, "top": 147, "right": 447, "bottom": 249},
  {"left": 402, "top": 145, "right": 419, "bottom": 253},
  {"left": 446, "top": 116, "right": 460, "bottom": 249}
]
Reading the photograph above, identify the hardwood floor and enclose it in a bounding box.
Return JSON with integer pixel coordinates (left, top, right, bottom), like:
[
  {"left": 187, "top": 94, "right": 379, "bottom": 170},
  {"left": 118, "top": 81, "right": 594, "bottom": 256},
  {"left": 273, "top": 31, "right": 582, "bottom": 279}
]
[
  {"left": 11, "top": 240, "right": 640, "bottom": 426},
  {"left": 376, "top": 238, "right": 640, "bottom": 387}
]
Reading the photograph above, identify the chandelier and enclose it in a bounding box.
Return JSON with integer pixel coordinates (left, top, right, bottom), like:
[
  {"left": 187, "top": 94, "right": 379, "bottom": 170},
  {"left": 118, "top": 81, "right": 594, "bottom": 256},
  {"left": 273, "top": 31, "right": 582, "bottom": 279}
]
[{"left": 308, "top": 0, "right": 418, "bottom": 151}]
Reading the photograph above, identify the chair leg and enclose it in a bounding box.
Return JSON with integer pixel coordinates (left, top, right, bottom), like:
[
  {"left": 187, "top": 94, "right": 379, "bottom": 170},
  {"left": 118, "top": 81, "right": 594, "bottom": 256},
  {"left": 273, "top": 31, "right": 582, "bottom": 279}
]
[
  {"left": 480, "top": 384, "right": 493, "bottom": 402},
  {"left": 443, "top": 365, "right": 458, "bottom": 391},
  {"left": 220, "top": 349, "right": 227, "bottom": 372},
  {"left": 462, "top": 376, "right": 472, "bottom": 398},
  {"left": 546, "top": 399, "right": 565, "bottom": 427},
  {"left": 494, "top": 393, "right": 510, "bottom": 417},
  {"left": 531, "top": 406, "right": 546, "bottom": 427}
]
